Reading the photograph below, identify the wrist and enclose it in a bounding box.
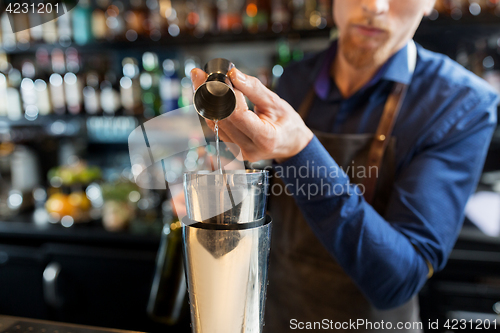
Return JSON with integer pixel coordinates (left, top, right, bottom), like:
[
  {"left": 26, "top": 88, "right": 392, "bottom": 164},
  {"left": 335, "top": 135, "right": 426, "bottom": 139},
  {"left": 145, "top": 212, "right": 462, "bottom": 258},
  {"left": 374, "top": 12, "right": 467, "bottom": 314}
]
[{"left": 275, "top": 128, "right": 314, "bottom": 164}]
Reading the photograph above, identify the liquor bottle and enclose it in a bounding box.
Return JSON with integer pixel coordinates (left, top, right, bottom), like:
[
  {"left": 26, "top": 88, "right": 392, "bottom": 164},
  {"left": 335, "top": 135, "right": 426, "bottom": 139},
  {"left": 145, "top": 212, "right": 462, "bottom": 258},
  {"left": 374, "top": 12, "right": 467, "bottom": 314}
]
[
  {"left": 64, "top": 71, "right": 82, "bottom": 115},
  {"left": 105, "top": 0, "right": 127, "bottom": 41},
  {"left": 57, "top": 4, "right": 73, "bottom": 46},
  {"left": 178, "top": 57, "right": 198, "bottom": 108},
  {"left": 124, "top": 0, "right": 146, "bottom": 41},
  {"left": 92, "top": 0, "right": 109, "bottom": 40},
  {"left": 193, "top": 0, "right": 215, "bottom": 37},
  {"left": 50, "top": 73, "right": 66, "bottom": 115},
  {"left": 158, "top": 0, "right": 173, "bottom": 31},
  {"left": 20, "top": 61, "right": 39, "bottom": 120},
  {"left": 41, "top": 11, "right": 58, "bottom": 44},
  {"left": 34, "top": 48, "right": 53, "bottom": 116},
  {"left": 169, "top": 0, "right": 188, "bottom": 33},
  {"left": 100, "top": 71, "right": 121, "bottom": 115},
  {"left": 50, "top": 49, "right": 67, "bottom": 114},
  {"left": 13, "top": 12, "right": 31, "bottom": 45},
  {"left": 34, "top": 79, "right": 52, "bottom": 116},
  {"left": 51, "top": 48, "right": 67, "bottom": 114},
  {"left": 145, "top": 0, "right": 163, "bottom": 41},
  {"left": 140, "top": 52, "right": 162, "bottom": 118},
  {"left": 0, "top": 72, "right": 7, "bottom": 117},
  {"left": 0, "top": 53, "right": 9, "bottom": 116},
  {"left": 1, "top": 12, "right": 16, "bottom": 50},
  {"left": 6, "top": 68, "right": 23, "bottom": 120},
  {"left": 72, "top": 0, "right": 93, "bottom": 45},
  {"left": 217, "top": 0, "right": 244, "bottom": 32},
  {"left": 120, "top": 57, "right": 142, "bottom": 115},
  {"left": 28, "top": 9, "right": 44, "bottom": 41},
  {"left": 159, "top": 59, "right": 181, "bottom": 113},
  {"left": 271, "top": 0, "right": 291, "bottom": 33},
  {"left": 51, "top": 48, "right": 66, "bottom": 74},
  {"left": 243, "top": 0, "right": 270, "bottom": 33},
  {"left": 147, "top": 217, "right": 187, "bottom": 325},
  {"left": 83, "top": 72, "right": 101, "bottom": 114}
]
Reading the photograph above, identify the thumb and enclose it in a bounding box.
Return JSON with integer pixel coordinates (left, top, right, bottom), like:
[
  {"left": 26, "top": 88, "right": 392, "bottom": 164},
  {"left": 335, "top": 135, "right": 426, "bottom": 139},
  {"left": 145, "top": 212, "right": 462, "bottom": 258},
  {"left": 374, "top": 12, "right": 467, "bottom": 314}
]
[{"left": 228, "top": 67, "right": 280, "bottom": 112}]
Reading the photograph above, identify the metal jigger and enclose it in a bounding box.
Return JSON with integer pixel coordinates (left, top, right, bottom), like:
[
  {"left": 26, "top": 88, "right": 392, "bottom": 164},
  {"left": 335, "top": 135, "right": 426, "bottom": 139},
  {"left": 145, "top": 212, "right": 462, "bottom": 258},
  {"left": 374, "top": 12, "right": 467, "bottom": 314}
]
[
  {"left": 182, "top": 170, "right": 272, "bottom": 333},
  {"left": 193, "top": 58, "right": 237, "bottom": 121}
]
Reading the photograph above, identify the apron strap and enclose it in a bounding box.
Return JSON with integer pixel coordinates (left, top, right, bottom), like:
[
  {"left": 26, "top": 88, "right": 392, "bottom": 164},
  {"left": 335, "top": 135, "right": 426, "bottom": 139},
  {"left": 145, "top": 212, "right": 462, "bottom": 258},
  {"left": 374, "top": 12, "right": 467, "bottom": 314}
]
[
  {"left": 296, "top": 41, "right": 417, "bottom": 205},
  {"left": 297, "top": 88, "right": 316, "bottom": 119},
  {"left": 362, "top": 82, "right": 408, "bottom": 204},
  {"left": 363, "top": 40, "right": 416, "bottom": 204}
]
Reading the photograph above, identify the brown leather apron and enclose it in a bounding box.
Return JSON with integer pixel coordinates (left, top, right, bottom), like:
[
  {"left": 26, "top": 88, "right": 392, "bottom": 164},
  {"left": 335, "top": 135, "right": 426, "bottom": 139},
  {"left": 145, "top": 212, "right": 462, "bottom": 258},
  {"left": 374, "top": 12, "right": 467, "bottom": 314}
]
[{"left": 264, "top": 43, "right": 423, "bottom": 332}]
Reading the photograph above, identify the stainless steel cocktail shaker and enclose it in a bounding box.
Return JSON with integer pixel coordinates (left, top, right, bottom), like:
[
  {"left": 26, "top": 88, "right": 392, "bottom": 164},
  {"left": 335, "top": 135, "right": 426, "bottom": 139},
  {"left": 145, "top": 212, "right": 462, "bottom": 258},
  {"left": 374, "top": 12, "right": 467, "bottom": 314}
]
[{"left": 182, "top": 170, "right": 272, "bottom": 333}]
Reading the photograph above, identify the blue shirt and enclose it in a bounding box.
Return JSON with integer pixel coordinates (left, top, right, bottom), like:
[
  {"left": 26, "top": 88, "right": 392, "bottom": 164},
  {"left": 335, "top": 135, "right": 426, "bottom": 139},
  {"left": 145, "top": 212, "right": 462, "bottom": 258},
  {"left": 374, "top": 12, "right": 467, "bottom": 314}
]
[{"left": 274, "top": 40, "right": 499, "bottom": 310}]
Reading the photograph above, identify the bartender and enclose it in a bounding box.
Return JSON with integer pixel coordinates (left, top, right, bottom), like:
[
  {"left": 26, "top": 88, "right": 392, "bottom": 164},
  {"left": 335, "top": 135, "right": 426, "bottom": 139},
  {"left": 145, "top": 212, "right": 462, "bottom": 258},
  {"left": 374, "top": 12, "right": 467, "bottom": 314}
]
[{"left": 191, "top": 0, "right": 498, "bottom": 331}]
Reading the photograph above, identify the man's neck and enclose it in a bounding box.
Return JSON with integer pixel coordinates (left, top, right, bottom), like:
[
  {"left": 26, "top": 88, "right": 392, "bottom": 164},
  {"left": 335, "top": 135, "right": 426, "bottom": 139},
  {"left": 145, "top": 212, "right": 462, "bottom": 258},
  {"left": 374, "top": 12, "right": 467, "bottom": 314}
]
[{"left": 331, "top": 50, "right": 381, "bottom": 99}]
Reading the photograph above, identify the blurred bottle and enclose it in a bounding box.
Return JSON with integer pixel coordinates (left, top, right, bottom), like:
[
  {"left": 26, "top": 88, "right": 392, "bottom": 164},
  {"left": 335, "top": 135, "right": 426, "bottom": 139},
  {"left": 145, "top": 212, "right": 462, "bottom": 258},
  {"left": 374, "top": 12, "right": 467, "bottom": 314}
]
[
  {"left": 271, "top": 0, "right": 291, "bottom": 33},
  {"left": 105, "top": 1, "right": 127, "bottom": 40},
  {"left": 42, "top": 10, "right": 59, "bottom": 44},
  {"left": 193, "top": 0, "right": 215, "bottom": 37},
  {"left": 1, "top": 13, "right": 16, "bottom": 50},
  {"left": 147, "top": 216, "right": 187, "bottom": 325},
  {"left": 170, "top": 0, "right": 188, "bottom": 33},
  {"left": 72, "top": 0, "right": 94, "bottom": 45},
  {"left": 50, "top": 49, "right": 67, "bottom": 114},
  {"left": 64, "top": 72, "right": 82, "bottom": 115},
  {"left": 20, "top": 61, "right": 39, "bottom": 120},
  {"left": 34, "top": 49, "right": 52, "bottom": 116},
  {"left": 158, "top": 0, "right": 173, "bottom": 33},
  {"left": 124, "top": 0, "right": 147, "bottom": 41},
  {"left": 13, "top": 12, "right": 31, "bottom": 45},
  {"left": 140, "top": 52, "right": 162, "bottom": 118},
  {"left": 0, "top": 53, "right": 9, "bottom": 116},
  {"left": 51, "top": 48, "right": 66, "bottom": 74},
  {"left": 145, "top": 0, "right": 163, "bottom": 41},
  {"left": 101, "top": 71, "right": 122, "bottom": 115},
  {"left": 291, "top": 0, "right": 307, "bottom": 29},
  {"left": 120, "top": 57, "right": 142, "bottom": 115},
  {"left": 28, "top": 7, "right": 44, "bottom": 42},
  {"left": 0, "top": 72, "right": 7, "bottom": 117},
  {"left": 243, "top": 0, "right": 270, "bottom": 33},
  {"left": 159, "top": 59, "right": 181, "bottom": 113},
  {"left": 92, "top": 0, "right": 110, "bottom": 40},
  {"left": 57, "top": 3, "right": 73, "bottom": 46},
  {"left": 217, "top": 0, "right": 244, "bottom": 33},
  {"left": 6, "top": 68, "right": 23, "bottom": 120},
  {"left": 83, "top": 71, "right": 102, "bottom": 114},
  {"left": 64, "top": 48, "right": 83, "bottom": 115},
  {"left": 178, "top": 57, "right": 197, "bottom": 108}
]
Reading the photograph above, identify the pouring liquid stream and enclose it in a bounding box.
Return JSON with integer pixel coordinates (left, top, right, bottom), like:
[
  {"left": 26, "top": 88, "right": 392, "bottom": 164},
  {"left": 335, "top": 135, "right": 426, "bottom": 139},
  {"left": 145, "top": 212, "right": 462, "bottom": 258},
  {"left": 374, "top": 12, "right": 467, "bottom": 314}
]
[{"left": 214, "top": 120, "right": 222, "bottom": 174}]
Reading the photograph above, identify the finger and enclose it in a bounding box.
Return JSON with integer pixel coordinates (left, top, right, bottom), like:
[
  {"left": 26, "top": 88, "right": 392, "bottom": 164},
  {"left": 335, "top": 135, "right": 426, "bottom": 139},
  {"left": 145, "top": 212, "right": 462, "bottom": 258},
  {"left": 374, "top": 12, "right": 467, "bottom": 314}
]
[
  {"left": 206, "top": 119, "right": 215, "bottom": 132},
  {"left": 233, "top": 88, "right": 249, "bottom": 112},
  {"left": 218, "top": 128, "right": 248, "bottom": 160},
  {"left": 228, "top": 67, "right": 281, "bottom": 113},
  {"left": 224, "top": 106, "right": 276, "bottom": 147},
  {"left": 190, "top": 68, "right": 208, "bottom": 91},
  {"left": 218, "top": 120, "right": 254, "bottom": 148}
]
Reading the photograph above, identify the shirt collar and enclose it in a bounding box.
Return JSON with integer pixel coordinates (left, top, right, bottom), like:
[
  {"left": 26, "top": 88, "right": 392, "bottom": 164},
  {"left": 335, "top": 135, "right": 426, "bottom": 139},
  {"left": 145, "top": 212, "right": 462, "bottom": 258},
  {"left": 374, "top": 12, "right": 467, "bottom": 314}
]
[{"left": 313, "top": 40, "right": 414, "bottom": 101}]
